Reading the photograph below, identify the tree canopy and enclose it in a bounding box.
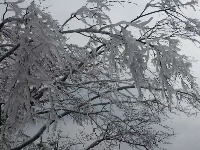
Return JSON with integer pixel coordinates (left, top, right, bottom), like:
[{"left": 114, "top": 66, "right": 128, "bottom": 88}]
[{"left": 0, "top": 0, "right": 200, "bottom": 149}]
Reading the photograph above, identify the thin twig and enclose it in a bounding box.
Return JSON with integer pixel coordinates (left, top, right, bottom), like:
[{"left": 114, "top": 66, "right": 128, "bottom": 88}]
[
  {"left": 60, "top": 13, "right": 76, "bottom": 31},
  {"left": 2, "top": 3, "right": 8, "bottom": 20}
]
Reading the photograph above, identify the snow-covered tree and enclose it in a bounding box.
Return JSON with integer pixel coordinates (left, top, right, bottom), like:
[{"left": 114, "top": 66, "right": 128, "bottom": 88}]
[{"left": 0, "top": 0, "right": 200, "bottom": 149}]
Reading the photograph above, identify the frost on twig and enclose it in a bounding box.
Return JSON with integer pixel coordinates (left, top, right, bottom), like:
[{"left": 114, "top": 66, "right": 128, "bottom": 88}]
[{"left": 0, "top": 0, "right": 200, "bottom": 150}]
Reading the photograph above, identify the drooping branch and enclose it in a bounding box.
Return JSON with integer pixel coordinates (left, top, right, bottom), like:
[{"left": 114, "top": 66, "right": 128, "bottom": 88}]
[{"left": 30, "top": 44, "right": 106, "bottom": 103}]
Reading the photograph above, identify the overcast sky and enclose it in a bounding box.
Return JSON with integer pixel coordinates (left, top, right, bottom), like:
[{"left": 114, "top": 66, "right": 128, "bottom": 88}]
[{"left": 1, "top": 0, "right": 200, "bottom": 149}]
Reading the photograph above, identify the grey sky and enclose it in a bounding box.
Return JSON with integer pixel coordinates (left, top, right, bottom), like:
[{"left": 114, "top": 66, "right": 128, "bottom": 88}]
[{"left": 1, "top": 0, "right": 200, "bottom": 149}]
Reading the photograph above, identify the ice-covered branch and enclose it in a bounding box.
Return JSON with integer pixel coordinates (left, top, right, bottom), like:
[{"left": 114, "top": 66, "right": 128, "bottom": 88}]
[
  {"left": 0, "top": 43, "right": 20, "bottom": 62},
  {"left": 1, "top": 0, "right": 200, "bottom": 149},
  {"left": 61, "top": 28, "right": 122, "bottom": 40},
  {"left": 11, "top": 111, "right": 71, "bottom": 150},
  {"left": 58, "top": 78, "right": 132, "bottom": 87},
  {"left": 61, "top": 44, "right": 105, "bottom": 81},
  {"left": 0, "top": 17, "right": 24, "bottom": 31}
]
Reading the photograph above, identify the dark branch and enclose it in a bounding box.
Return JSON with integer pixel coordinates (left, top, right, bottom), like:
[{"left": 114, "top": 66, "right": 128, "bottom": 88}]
[
  {"left": 0, "top": 43, "right": 20, "bottom": 62},
  {"left": 11, "top": 111, "right": 71, "bottom": 150},
  {"left": 85, "top": 138, "right": 105, "bottom": 150}
]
